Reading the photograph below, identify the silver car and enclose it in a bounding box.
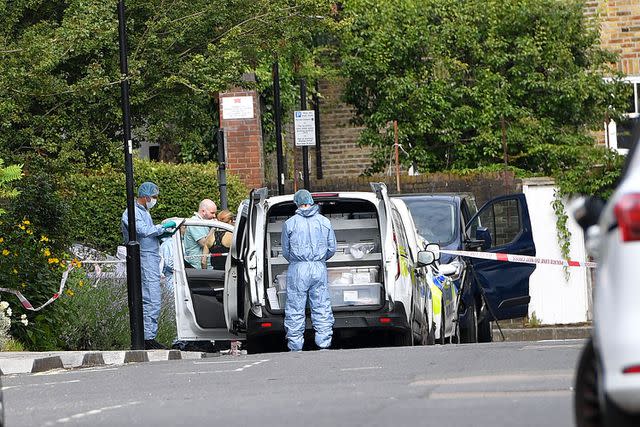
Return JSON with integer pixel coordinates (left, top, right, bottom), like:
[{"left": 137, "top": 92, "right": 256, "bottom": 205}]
[{"left": 574, "top": 139, "right": 640, "bottom": 426}]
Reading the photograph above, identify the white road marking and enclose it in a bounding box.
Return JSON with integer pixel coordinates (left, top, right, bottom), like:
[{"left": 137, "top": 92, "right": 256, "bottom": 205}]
[
  {"left": 522, "top": 344, "right": 584, "bottom": 350},
  {"left": 176, "top": 359, "right": 269, "bottom": 375},
  {"left": 410, "top": 372, "right": 573, "bottom": 387},
  {"left": 193, "top": 359, "right": 267, "bottom": 365},
  {"left": 43, "top": 401, "right": 141, "bottom": 425},
  {"left": 340, "top": 367, "right": 383, "bottom": 372},
  {"left": 429, "top": 389, "right": 572, "bottom": 399},
  {"left": 2, "top": 380, "right": 80, "bottom": 391}
]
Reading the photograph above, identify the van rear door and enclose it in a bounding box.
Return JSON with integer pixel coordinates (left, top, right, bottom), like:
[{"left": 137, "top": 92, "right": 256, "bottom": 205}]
[
  {"left": 370, "top": 183, "right": 397, "bottom": 299},
  {"left": 224, "top": 201, "right": 248, "bottom": 334},
  {"left": 466, "top": 194, "right": 536, "bottom": 320},
  {"left": 246, "top": 188, "right": 268, "bottom": 308}
]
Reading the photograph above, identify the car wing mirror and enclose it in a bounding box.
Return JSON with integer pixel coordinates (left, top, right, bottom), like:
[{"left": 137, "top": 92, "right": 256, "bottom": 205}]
[
  {"left": 424, "top": 243, "right": 440, "bottom": 261},
  {"left": 416, "top": 250, "right": 435, "bottom": 267}
]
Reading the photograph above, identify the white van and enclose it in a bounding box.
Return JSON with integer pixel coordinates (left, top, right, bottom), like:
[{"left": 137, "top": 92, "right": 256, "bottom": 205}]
[{"left": 172, "top": 183, "right": 439, "bottom": 352}]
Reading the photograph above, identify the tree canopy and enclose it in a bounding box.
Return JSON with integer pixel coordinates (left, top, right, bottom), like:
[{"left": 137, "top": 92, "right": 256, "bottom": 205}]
[
  {"left": 0, "top": 0, "right": 336, "bottom": 171},
  {"left": 338, "top": 0, "right": 630, "bottom": 175}
]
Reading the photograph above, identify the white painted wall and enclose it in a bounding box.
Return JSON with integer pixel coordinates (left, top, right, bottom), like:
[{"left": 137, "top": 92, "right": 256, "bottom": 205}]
[{"left": 522, "top": 179, "right": 592, "bottom": 325}]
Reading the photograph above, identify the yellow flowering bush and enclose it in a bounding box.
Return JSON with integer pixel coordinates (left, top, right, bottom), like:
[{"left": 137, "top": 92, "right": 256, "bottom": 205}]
[{"left": 0, "top": 217, "right": 68, "bottom": 349}]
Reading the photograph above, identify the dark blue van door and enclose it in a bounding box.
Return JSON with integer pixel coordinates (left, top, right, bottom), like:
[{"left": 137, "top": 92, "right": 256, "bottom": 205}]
[{"left": 466, "top": 194, "right": 536, "bottom": 320}]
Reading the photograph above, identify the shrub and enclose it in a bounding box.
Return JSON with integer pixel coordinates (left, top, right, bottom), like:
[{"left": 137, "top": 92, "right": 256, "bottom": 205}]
[
  {"left": 57, "top": 267, "right": 177, "bottom": 350},
  {"left": 61, "top": 159, "right": 249, "bottom": 252},
  {"left": 0, "top": 216, "right": 69, "bottom": 350}
]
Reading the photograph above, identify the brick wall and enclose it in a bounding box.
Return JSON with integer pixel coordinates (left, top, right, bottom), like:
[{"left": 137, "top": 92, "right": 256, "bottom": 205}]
[
  {"left": 591, "top": 0, "right": 640, "bottom": 75},
  {"left": 282, "top": 78, "right": 372, "bottom": 181},
  {"left": 219, "top": 90, "right": 264, "bottom": 189}
]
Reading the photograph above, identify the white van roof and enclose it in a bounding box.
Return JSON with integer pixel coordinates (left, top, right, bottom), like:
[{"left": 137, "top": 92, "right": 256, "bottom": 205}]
[{"left": 264, "top": 191, "right": 379, "bottom": 206}]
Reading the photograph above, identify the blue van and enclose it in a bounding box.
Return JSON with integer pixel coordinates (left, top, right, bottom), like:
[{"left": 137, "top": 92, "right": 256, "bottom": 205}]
[{"left": 397, "top": 193, "right": 536, "bottom": 343}]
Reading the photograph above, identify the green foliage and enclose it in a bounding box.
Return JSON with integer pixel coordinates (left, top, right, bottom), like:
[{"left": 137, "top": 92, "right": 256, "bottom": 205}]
[
  {"left": 0, "top": 160, "right": 23, "bottom": 215},
  {"left": 338, "top": 0, "right": 629, "bottom": 175},
  {"left": 61, "top": 159, "right": 248, "bottom": 252},
  {"left": 57, "top": 270, "right": 176, "bottom": 350},
  {"left": 2, "top": 338, "right": 26, "bottom": 352},
  {"left": 1, "top": 0, "right": 336, "bottom": 169},
  {"left": 0, "top": 216, "right": 69, "bottom": 350}
]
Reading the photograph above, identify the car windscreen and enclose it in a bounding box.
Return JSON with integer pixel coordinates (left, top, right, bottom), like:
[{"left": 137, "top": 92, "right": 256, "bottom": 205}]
[{"left": 402, "top": 199, "right": 457, "bottom": 246}]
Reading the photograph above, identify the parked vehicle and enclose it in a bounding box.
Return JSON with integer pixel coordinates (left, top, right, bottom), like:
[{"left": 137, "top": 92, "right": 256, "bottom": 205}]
[
  {"left": 397, "top": 192, "right": 537, "bottom": 343},
  {"left": 574, "top": 139, "right": 640, "bottom": 427},
  {"left": 172, "top": 184, "right": 440, "bottom": 352}
]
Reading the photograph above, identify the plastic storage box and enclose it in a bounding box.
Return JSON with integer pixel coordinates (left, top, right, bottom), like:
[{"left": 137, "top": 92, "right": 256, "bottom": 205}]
[{"left": 329, "top": 283, "right": 382, "bottom": 306}]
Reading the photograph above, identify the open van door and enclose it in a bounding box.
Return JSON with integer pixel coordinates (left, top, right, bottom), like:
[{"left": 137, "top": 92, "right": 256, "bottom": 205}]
[
  {"left": 245, "top": 188, "right": 268, "bottom": 308},
  {"left": 224, "top": 201, "right": 248, "bottom": 335},
  {"left": 466, "top": 194, "right": 536, "bottom": 320},
  {"left": 173, "top": 219, "right": 238, "bottom": 341},
  {"left": 370, "top": 182, "right": 397, "bottom": 299}
]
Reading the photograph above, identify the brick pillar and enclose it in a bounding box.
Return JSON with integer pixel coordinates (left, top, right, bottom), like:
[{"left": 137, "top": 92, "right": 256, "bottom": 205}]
[{"left": 219, "top": 90, "right": 264, "bottom": 190}]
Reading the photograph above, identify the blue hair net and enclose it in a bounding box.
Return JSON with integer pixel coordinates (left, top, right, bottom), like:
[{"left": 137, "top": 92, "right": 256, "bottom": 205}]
[
  {"left": 293, "top": 189, "right": 314, "bottom": 207},
  {"left": 138, "top": 181, "right": 159, "bottom": 197}
]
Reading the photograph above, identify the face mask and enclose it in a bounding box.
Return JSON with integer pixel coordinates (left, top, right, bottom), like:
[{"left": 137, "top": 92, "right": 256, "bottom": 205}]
[{"left": 146, "top": 197, "right": 157, "bottom": 210}]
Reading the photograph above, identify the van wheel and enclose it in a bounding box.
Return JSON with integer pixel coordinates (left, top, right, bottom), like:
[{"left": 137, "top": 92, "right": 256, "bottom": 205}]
[
  {"left": 393, "top": 331, "right": 412, "bottom": 346},
  {"left": 459, "top": 301, "right": 478, "bottom": 344},
  {"left": 477, "top": 316, "right": 493, "bottom": 343}
]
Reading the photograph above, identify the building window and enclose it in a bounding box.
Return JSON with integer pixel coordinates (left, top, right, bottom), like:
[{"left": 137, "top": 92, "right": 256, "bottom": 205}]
[{"left": 606, "top": 76, "right": 640, "bottom": 154}]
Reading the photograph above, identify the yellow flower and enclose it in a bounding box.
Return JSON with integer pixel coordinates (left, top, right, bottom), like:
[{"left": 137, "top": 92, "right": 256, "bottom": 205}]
[
  {"left": 21, "top": 283, "right": 26, "bottom": 288},
  {"left": 0, "top": 238, "right": 4, "bottom": 243},
  {"left": 65, "top": 289, "right": 74, "bottom": 297},
  {"left": 2, "top": 249, "right": 9, "bottom": 256},
  {"left": 47, "top": 257, "right": 59, "bottom": 264},
  {"left": 40, "top": 235, "right": 49, "bottom": 242},
  {"left": 71, "top": 258, "right": 82, "bottom": 268},
  {"left": 43, "top": 248, "right": 51, "bottom": 257},
  {"left": 22, "top": 220, "right": 30, "bottom": 225},
  {"left": 12, "top": 269, "right": 17, "bottom": 274},
  {"left": 18, "top": 225, "right": 25, "bottom": 230},
  {"left": 78, "top": 280, "right": 84, "bottom": 287},
  {"left": 26, "top": 229, "right": 33, "bottom": 235}
]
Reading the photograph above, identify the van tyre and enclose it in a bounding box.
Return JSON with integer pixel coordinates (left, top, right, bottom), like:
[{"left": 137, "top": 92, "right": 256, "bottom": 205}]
[
  {"left": 477, "top": 317, "right": 493, "bottom": 343},
  {"left": 459, "top": 301, "right": 478, "bottom": 344}
]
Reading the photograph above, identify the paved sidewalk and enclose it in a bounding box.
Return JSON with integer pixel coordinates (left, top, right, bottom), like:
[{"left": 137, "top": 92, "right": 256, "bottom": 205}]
[
  {"left": 0, "top": 349, "right": 216, "bottom": 375},
  {"left": 493, "top": 325, "right": 591, "bottom": 342}
]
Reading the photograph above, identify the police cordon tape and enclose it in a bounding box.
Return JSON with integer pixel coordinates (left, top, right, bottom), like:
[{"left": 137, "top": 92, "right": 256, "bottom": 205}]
[
  {"left": 0, "top": 260, "right": 125, "bottom": 312},
  {"left": 439, "top": 249, "right": 597, "bottom": 269}
]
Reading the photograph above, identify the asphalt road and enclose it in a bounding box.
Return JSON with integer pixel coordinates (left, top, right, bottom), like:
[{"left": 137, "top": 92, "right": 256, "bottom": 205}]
[{"left": 3, "top": 340, "right": 584, "bottom": 427}]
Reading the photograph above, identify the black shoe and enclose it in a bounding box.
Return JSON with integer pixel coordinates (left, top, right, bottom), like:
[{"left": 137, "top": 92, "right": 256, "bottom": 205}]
[{"left": 144, "top": 339, "right": 168, "bottom": 350}]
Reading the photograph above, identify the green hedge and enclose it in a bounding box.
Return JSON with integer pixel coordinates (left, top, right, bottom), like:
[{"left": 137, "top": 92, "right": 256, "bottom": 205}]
[{"left": 61, "top": 160, "right": 249, "bottom": 252}]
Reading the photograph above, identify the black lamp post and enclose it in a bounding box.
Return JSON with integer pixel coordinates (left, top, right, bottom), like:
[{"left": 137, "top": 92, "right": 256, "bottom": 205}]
[{"left": 117, "top": 0, "right": 144, "bottom": 350}]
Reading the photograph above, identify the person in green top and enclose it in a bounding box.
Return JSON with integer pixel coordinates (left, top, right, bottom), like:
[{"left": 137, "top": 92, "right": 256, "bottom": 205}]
[{"left": 183, "top": 199, "right": 217, "bottom": 268}]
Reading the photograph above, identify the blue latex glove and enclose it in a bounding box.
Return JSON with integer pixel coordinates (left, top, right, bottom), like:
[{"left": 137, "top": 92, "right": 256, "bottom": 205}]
[{"left": 162, "top": 220, "right": 177, "bottom": 229}]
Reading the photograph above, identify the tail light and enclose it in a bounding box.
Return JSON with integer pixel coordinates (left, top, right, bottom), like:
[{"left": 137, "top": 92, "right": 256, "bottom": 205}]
[
  {"left": 614, "top": 194, "right": 640, "bottom": 242},
  {"left": 623, "top": 365, "right": 640, "bottom": 374},
  {"left": 379, "top": 317, "right": 392, "bottom": 324}
]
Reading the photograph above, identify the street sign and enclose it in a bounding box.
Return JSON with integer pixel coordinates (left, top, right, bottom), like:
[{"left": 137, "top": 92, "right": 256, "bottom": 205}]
[
  {"left": 294, "top": 110, "right": 316, "bottom": 146},
  {"left": 221, "top": 96, "right": 254, "bottom": 120}
]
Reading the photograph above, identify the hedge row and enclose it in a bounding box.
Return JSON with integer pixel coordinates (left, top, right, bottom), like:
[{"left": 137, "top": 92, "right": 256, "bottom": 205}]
[{"left": 61, "top": 160, "right": 249, "bottom": 252}]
